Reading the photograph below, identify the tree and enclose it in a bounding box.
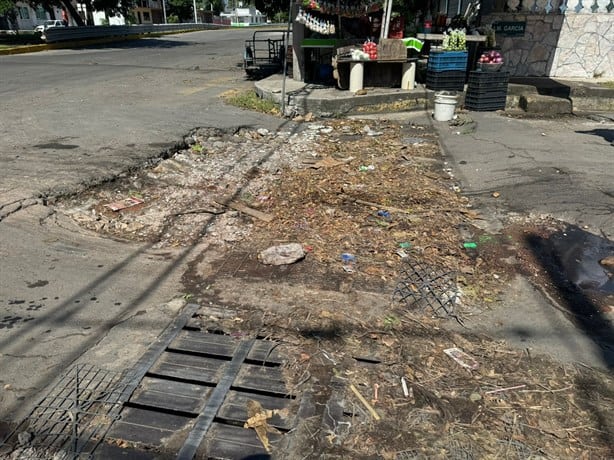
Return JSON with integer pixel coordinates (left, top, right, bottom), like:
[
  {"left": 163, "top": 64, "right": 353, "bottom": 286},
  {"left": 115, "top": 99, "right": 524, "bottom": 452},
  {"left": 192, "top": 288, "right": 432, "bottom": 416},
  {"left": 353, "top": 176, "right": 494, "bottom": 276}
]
[
  {"left": 0, "top": 0, "right": 18, "bottom": 31},
  {"left": 27, "top": 0, "right": 85, "bottom": 26},
  {"left": 92, "top": 0, "right": 135, "bottom": 19},
  {"left": 204, "top": 0, "right": 223, "bottom": 15},
  {"left": 254, "top": 0, "right": 287, "bottom": 21},
  {"left": 168, "top": 0, "right": 193, "bottom": 22}
]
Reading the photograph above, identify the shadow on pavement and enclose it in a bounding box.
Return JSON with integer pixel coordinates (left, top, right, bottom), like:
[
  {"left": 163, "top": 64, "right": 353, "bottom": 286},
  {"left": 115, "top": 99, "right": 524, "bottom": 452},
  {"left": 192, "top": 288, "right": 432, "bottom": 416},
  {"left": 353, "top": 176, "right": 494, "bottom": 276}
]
[
  {"left": 509, "top": 77, "right": 572, "bottom": 98},
  {"left": 576, "top": 128, "right": 614, "bottom": 143},
  {"left": 84, "top": 38, "right": 194, "bottom": 50},
  {"left": 524, "top": 225, "right": 614, "bottom": 370}
]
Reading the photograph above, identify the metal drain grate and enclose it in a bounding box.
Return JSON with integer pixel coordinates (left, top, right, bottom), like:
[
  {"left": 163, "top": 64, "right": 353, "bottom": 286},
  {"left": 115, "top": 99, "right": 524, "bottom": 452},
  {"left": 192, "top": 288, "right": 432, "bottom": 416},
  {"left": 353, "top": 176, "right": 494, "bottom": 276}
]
[
  {"left": 393, "top": 259, "right": 458, "bottom": 317},
  {"left": 1, "top": 364, "right": 129, "bottom": 459}
]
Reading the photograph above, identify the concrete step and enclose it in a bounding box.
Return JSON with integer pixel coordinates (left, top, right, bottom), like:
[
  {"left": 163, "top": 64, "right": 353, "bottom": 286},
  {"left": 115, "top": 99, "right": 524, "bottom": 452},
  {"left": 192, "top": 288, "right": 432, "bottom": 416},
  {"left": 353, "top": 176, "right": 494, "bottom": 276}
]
[{"left": 519, "top": 93, "right": 572, "bottom": 114}]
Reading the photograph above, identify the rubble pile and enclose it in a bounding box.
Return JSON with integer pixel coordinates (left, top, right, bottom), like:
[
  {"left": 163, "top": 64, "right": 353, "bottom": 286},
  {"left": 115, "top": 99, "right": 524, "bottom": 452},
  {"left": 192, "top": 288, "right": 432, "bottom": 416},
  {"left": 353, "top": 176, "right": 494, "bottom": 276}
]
[{"left": 57, "top": 117, "right": 613, "bottom": 459}]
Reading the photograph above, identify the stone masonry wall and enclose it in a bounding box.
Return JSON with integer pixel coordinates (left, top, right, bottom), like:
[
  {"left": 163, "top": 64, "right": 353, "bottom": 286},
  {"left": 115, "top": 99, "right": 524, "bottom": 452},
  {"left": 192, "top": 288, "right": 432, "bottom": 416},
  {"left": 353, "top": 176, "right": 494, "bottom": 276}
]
[{"left": 481, "top": 13, "right": 613, "bottom": 78}]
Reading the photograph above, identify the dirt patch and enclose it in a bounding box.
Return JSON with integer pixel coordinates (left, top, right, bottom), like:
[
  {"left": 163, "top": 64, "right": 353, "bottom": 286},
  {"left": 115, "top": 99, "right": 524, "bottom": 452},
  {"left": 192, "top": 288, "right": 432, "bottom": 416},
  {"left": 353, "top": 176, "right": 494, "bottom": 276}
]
[{"left": 56, "top": 117, "right": 613, "bottom": 458}]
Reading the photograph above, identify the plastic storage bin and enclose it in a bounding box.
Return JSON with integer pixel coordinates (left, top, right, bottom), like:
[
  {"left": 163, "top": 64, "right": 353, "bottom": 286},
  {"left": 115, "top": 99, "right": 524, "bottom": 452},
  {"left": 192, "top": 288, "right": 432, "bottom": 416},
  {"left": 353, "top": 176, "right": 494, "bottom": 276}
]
[
  {"left": 426, "top": 70, "right": 465, "bottom": 91},
  {"left": 427, "top": 51, "right": 468, "bottom": 72},
  {"left": 464, "top": 94, "right": 507, "bottom": 111},
  {"left": 467, "top": 71, "right": 509, "bottom": 92},
  {"left": 465, "top": 71, "right": 509, "bottom": 111}
]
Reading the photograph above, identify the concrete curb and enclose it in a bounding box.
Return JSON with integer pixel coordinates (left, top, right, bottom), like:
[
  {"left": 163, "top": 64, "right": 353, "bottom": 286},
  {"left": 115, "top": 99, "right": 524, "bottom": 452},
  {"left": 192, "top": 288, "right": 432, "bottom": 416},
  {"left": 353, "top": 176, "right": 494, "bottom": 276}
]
[{"left": 256, "top": 75, "right": 614, "bottom": 117}]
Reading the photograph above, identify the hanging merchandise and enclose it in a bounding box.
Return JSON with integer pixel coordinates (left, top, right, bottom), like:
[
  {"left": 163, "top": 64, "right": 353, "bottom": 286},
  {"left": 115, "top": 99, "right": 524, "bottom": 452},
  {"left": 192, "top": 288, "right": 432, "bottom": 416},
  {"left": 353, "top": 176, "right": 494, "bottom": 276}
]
[
  {"left": 296, "top": 8, "right": 336, "bottom": 35},
  {"left": 303, "top": 0, "right": 375, "bottom": 18}
]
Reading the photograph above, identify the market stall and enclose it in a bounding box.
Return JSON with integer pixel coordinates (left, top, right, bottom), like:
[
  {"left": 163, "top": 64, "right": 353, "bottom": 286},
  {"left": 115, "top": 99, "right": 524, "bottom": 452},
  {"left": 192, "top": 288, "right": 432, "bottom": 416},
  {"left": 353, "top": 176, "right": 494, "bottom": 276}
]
[{"left": 292, "top": 0, "right": 421, "bottom": 90}]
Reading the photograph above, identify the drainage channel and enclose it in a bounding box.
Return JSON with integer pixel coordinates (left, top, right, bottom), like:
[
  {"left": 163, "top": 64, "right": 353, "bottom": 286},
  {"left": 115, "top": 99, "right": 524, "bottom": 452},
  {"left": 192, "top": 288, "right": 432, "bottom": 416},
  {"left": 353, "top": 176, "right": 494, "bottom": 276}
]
[{"left": 1, "top": 304, "right": 300, "bottom": 459}]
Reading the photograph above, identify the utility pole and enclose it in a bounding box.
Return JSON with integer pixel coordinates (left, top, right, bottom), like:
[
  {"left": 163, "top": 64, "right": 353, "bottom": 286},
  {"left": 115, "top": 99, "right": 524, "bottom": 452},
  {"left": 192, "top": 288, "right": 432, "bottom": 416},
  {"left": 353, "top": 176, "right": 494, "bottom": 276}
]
[{"left": 193, "top": 0, "right": 198, "bottom": 23}]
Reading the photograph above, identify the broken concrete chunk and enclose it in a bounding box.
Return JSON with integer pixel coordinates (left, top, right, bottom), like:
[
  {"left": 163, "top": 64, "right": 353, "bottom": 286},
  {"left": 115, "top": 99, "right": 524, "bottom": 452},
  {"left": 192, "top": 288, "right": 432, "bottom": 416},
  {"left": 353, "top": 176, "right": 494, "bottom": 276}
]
[{"left": 258, "top": 243, "right": 305, "bottom": 265}]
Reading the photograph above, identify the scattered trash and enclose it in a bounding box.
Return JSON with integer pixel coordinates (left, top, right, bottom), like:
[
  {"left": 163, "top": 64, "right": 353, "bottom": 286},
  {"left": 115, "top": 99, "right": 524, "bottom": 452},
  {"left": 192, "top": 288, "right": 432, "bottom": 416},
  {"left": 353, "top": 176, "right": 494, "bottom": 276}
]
[
  {"left": 401, "top": 136, "right": 427, "bottom": 145},
  {"left": 463, "top": 242, "right": 477, "bottom": 249},
  {"left": 396, "top": 249, "right": 409, "bottom": 258},
  {"left": 349, "top": 384, "right": 380, "bottom": 420},
  {"left": 400, "top": 377, "right": 409, "bottom": 397},
  {"left": 358, "top": 165, "right": 376, "bottom": 172},
  {"left": 492, "top": 191, "right": 501, "bottom": 198},
  {"left": 600, "top": 256, "right": 614, "bottom": 269},
  {"left": 341, "top": 253, "right": 356, "bottom": 272},
  {"left": 104, "top": 196, "right": 143, "bottom": 212},
  {"left": 469, "top": 392, "right": 482, "bottom": 402},
  {"left": 398, "top": 242, "right": 411, "bottom": 249},
  {"left": 244, "top": 399, "right": 288, "bottom": 453},
  {"left": 258, "top": 243, "right": 305, "bottom": 265},
  {"left": 377, "top": 210, "right": 391, "bottom": 219},
  {"left": 362, "top": 125, "right": 383, "bottom": 136},
  {"left": 443, "top": 347, "right": 479, "bottom": 370}
]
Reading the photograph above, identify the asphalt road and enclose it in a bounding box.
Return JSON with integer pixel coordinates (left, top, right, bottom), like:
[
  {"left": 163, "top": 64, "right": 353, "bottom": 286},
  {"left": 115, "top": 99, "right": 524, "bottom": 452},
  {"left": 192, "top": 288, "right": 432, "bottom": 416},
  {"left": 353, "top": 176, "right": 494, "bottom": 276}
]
[
  {"left": 0, "top": 29, "right": 286, "bottom": 206},
  {"left": 0, "top": 29, "right": 287, "bottom": 425}
]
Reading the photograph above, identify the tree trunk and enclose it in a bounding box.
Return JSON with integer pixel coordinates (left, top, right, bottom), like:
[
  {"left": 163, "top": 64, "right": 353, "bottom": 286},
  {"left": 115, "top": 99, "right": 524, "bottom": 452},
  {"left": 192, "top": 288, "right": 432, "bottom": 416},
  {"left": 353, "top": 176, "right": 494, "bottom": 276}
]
[{"left": 60, "top": 0, "right": 86, "bottom": 26}]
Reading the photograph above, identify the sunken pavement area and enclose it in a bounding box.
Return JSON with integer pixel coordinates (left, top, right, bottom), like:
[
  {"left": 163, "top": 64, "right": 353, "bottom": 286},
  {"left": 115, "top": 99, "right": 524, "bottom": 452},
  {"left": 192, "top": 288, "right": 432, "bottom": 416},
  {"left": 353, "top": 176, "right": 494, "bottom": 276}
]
[{"left": 2, "top": 117, "right": 613, "bottom": 459}]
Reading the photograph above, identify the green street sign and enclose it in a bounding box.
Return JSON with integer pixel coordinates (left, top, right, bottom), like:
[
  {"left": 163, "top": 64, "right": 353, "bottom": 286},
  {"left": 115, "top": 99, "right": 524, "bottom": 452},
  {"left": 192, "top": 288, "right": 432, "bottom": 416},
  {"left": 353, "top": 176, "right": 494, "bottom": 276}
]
[{"left": 493, "top": 21, "right": 526, "bottom": 37}]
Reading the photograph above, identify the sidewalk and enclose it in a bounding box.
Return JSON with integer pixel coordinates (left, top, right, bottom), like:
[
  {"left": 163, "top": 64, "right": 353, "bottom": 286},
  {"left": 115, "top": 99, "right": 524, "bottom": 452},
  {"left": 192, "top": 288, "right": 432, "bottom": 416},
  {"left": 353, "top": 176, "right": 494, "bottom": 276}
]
[{"left": 255, "top": 74, "right": 614, "bottom": 117}]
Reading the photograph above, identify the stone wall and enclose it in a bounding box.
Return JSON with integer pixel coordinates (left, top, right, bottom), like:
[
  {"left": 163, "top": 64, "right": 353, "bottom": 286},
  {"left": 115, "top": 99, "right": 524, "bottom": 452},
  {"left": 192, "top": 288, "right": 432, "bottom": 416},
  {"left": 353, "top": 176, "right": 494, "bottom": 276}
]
[{"left": 481, "top": 13, "right": 613, "bottom": 78}]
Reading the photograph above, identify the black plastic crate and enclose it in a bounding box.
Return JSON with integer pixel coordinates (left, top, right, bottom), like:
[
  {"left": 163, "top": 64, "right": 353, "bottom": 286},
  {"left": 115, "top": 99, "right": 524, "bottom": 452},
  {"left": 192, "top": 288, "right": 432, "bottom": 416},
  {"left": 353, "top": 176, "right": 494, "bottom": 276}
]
[
  {"left": 466, "top": 88, "right": 508, "bottom": 99},
  {"left": 426, "top": 70, "right": 466, "bottom": 91},
  {"left": 464, "top": 93, "right": 507, "bottom": 111},
  {"left": 467, "top": 71, "right": 509, "bottom": 91}
]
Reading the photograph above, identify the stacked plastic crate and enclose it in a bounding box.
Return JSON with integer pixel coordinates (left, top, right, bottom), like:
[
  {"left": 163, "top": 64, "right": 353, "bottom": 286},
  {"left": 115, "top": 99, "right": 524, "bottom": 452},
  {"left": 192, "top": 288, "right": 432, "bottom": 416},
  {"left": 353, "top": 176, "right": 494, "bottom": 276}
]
[
  {"left": 426, "top": 51, "right": 468, "bottom": 91},
  {"left": 465, "top": 71, "right": 510, "bottom": 111}
]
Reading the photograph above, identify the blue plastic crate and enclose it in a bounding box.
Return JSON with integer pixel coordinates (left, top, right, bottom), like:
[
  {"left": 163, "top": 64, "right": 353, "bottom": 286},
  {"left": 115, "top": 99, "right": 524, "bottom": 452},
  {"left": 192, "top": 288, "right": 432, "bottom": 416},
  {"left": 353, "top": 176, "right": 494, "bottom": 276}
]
[{"left": 427, "top": 51, "right": 468, "bottom": 72}]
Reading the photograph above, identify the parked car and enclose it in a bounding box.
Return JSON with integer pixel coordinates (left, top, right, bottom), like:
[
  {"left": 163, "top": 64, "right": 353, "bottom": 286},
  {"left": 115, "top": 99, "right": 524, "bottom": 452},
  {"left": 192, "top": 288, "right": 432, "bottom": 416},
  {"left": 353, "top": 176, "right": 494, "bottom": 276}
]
[{"left": 34, "top": 20, "right": 65, "bottom": 33}]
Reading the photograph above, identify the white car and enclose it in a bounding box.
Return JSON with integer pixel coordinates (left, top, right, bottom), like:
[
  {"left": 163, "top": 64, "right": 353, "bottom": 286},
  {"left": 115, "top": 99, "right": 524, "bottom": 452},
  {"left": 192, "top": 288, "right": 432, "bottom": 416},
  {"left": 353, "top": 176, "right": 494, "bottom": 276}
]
[{"left": 35, "top": 20, "right": 65, "bottom": 33}]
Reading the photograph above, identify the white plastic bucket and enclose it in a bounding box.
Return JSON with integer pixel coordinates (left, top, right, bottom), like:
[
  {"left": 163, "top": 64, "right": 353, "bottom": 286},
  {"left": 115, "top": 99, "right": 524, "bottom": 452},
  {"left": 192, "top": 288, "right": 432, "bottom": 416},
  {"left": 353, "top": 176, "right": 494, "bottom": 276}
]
[{"left": 433, "top": 91, "right": 458, "bottom": 121}]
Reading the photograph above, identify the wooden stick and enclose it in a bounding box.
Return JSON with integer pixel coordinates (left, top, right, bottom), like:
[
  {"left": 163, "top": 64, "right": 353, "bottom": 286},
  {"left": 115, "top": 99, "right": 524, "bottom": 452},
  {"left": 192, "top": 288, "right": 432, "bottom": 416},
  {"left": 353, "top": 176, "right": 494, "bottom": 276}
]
[
  {"left": 350, "top": 384, "right": 381, "bottom": 421},
  {"left": 215, "top": 199, "right": 273, "bottom": 222},
  {"left": 172, "top": 207, "right": 225, "bottom": 217},
  {"left": 484, "top": 384, "right": 526, "bottom": 395}
]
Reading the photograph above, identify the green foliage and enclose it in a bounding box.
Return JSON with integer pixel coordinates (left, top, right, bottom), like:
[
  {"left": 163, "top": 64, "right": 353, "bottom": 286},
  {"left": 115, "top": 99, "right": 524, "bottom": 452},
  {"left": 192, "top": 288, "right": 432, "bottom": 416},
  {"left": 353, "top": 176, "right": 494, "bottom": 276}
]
[
  {"left": 191, "top": 143, "right": 204, "bottom": 154},
  {"left": 255, "top": 0, "right": 286, "bottom": 21},
  {"left": 0, "top": 0, "right": 16, "bottom": 16},
  {"left": 383, "top": 315, "right": 401, "bottom": 329},
  {"left": 168, "top": 0, "right": 194, "bottom": 22},
  {"left": 167, "top": 14, "right": 179, "bottom": 23},
  {"left": 0, "top": 0, "right": 18, "bottom": 30},
  {"left": 222, "top": 89, "right": 280, "bottom": 115},
  {"left": 273, "top": 11, "right": 287, "bottom": 23},
  {"left": 204, "top": 0, "right": 223, "bottom": 15}
]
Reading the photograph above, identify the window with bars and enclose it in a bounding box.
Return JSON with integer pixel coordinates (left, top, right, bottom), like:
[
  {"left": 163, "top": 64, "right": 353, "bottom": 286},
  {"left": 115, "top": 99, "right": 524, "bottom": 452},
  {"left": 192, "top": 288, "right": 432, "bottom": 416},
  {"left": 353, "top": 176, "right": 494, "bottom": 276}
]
[
  {"left": 18, "top": 7, "right": 30, "bottom": 19},
  {"left": 35, "top": 7, "right": 47, "bottom": 20}
]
